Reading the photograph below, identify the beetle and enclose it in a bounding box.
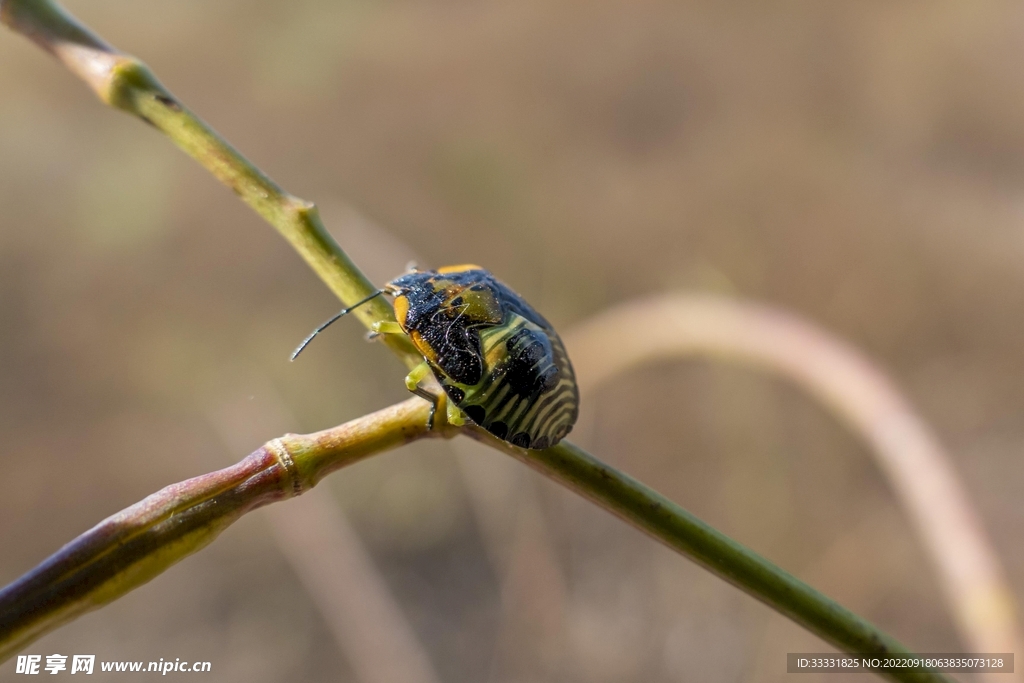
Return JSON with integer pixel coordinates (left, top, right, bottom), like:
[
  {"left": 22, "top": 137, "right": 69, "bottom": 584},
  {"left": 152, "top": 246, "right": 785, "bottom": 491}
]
[{"left": 292, "top": 265, "right": 579, "bottom": 450}]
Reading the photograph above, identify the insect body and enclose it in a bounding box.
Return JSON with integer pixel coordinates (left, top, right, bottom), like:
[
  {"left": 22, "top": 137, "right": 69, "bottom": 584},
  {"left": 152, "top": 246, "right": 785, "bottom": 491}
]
[
  {"left": 293, "top": 265, "right": 579, "bottom": 450},
  {"left": 387, "top": 265, "right": 578, "bottom": 449}
]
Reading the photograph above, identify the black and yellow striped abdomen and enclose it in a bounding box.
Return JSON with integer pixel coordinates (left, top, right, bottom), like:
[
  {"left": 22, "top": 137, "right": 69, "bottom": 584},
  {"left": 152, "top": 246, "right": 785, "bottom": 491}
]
[{"left": 443, "top": 314, "right": 577, "bottom": 449}]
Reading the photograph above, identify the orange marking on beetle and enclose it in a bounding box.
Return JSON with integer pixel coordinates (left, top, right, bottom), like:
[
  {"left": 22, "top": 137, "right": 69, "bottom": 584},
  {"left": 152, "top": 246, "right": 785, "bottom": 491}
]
[
  {"left": 409, "top": 330, "right": 439, "bottom": 364},
  {"left": 437, "top": 264, "right": 485, "bottom": 275},
  {"left": 393, "top": 294, "right": 410, "bottom": 328}
]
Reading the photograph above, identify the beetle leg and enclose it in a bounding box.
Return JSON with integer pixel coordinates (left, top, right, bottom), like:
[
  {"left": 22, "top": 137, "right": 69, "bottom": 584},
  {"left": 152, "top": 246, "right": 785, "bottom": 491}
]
[
  {"left": 405, "top": 361, "right": 439, "bottom": 430},
  {"left": 366, "top": 321, "right": 401, "bottom": 339},
  {"left": 446, "top": 397, "right": 465, "bottom": 427},
  {"left": 404, "top": 361, "right": 432, "bottom": 392},
  {"left": 372, "top": 321, "right": 403, "bottom": 333}
]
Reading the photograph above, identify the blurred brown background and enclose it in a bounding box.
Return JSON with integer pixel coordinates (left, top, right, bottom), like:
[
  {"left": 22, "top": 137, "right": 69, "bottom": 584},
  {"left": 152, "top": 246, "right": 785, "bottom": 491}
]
[{"left": 2, "top": 1, "right": 1024, "bottom": 681}]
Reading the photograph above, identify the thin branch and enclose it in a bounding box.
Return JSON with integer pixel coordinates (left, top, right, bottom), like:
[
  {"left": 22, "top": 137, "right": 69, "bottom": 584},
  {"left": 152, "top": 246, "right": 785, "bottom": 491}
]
[
  {"left": 0, "top": 398, "right": 442, "bottom": 663},
  {"left": 566, "top": 293, "right": 1022, "bottom": 664},
  {"left": 0, "top": 0, "right": 420, "bottom": 367},
  {"left": 467, "top": 429, "right": 956, "bottom": 683}
]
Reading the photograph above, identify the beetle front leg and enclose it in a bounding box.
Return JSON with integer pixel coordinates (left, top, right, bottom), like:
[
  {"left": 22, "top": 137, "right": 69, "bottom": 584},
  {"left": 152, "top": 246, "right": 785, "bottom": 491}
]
[
  {"left": 370, "top": 321, "right": 405, "bottom": 339},
  {"left": 372, "top": 321, "right": 405, "bottom": 335},
  {"left": 405, "top": 361, "right": 440, "bottom": 429}
]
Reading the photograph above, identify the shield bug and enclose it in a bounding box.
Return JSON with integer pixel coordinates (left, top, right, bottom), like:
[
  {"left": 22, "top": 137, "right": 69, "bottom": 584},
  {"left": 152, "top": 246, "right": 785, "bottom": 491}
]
[{"left": 292, "top": 265, "right": 579, "bottom": 450}]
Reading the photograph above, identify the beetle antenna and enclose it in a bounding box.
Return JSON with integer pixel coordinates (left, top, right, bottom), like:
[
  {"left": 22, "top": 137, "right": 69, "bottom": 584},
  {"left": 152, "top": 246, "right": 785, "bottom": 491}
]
[{"left": 290, "top": 290, "right": 386, "bottom": 361}]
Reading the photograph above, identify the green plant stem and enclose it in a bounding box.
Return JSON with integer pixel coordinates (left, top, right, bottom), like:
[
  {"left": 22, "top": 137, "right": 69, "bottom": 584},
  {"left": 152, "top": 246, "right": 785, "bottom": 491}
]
[
  {"left": 0, "top": 0, "right": 420, "bottom": 368},
  {"left": 470, "top": 428, "right": 955, "bottom": 683},
  {"left": 0, "top": 398, "right": 440, "bottom": 663}
]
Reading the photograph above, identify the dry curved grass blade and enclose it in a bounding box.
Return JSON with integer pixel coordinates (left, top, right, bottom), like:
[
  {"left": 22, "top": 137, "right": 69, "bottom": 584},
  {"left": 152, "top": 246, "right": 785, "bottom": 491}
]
[{"left": 566, "top": 293, "right": 1021, "bottom": 664}]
